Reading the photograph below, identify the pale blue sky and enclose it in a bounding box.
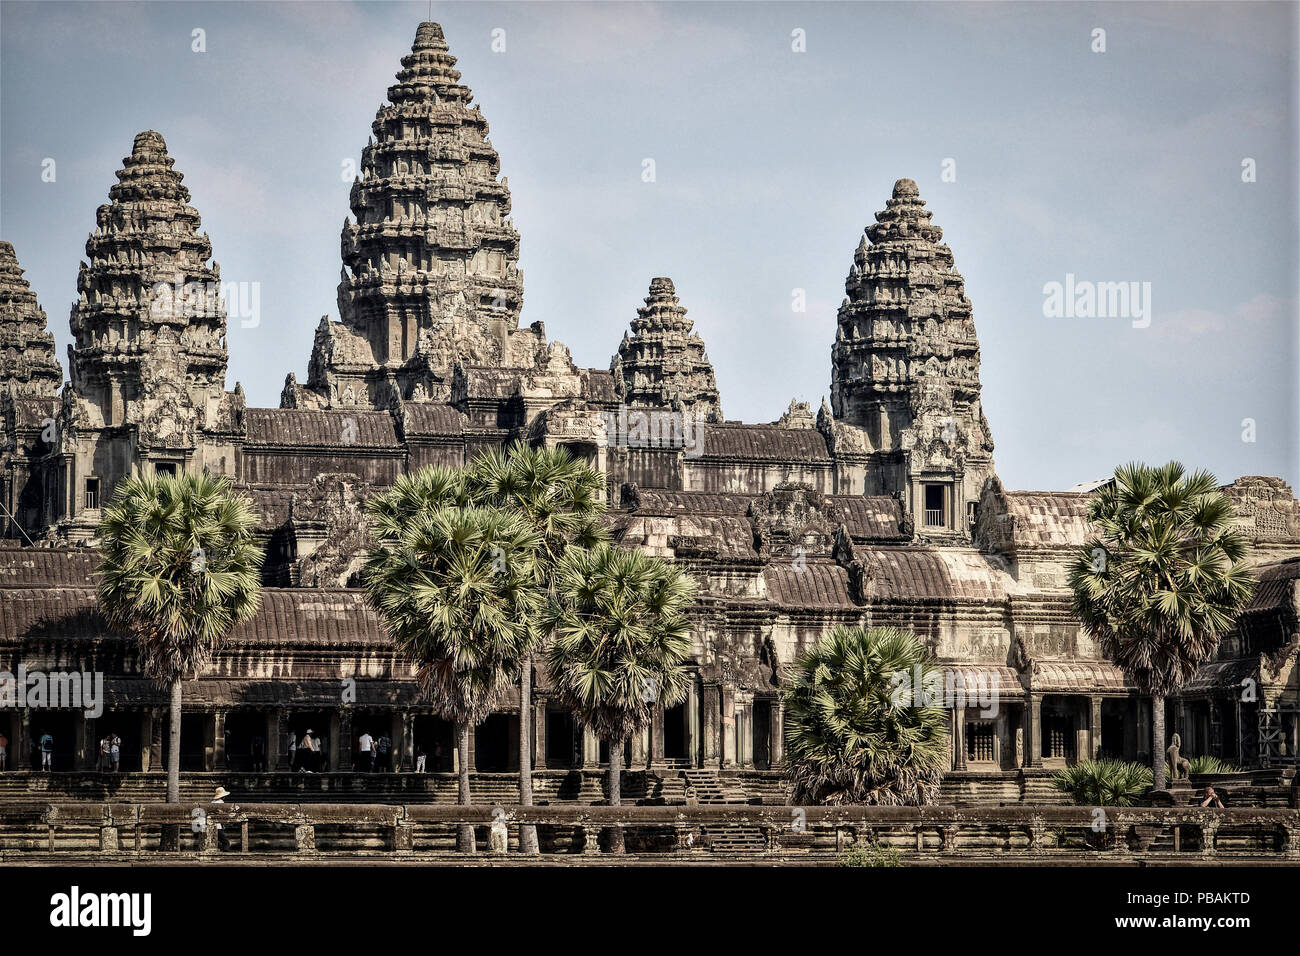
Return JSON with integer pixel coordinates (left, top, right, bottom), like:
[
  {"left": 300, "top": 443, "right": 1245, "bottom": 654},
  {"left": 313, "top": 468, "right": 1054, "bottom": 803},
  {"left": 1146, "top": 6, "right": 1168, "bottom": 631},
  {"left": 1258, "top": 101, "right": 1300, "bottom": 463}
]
[{"left": 2, "top": 1, "right": 1296, "bottom": 490}]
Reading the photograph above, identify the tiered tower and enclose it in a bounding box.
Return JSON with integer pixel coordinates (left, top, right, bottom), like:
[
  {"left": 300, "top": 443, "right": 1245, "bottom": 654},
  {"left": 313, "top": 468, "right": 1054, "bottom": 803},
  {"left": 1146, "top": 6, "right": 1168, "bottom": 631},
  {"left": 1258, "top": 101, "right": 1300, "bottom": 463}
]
[
  {"left": 611, "top": 278, "right": 723, "bottom": 423},
  {"left": 0, "top": 241, "right": 62, "bottom": 396},
  {"left": 830, "top": 178, "right": 994, "bottom": 534},
  {"left": 68, "top": 130, "right": 229, "bottom": 431},
  {"left": 300, "top": 21, "right": 525, "bottom": 408}
]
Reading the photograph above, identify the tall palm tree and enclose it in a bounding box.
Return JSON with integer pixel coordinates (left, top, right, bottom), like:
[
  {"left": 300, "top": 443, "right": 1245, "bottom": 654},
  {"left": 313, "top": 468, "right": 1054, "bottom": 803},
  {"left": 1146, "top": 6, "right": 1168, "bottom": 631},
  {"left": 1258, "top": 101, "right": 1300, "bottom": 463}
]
[
  {"left": 96, "top": 472, "right": 263, "bottom": 808},
  {"left": 545, "top": 545, "right": 695, "bottom": 853},
  {"left": 783, "top": 625, "right": 949, "bottom": 806},
  {"left": 464, "top": 443, "right": 606, "bottom": 854},
  {"left": 364, "top": 479, "right": 540, "bottom": 853},
  {"left": 1068, "top": 462, "right": 1255, "bottom": 792}
]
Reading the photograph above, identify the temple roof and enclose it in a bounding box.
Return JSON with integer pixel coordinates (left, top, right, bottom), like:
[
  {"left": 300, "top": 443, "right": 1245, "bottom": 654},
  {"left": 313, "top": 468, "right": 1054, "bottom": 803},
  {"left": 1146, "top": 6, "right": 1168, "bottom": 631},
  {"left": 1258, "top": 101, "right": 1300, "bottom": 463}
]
[
  {"left": 699, "top": 423, "right": 831, "bottom": 461},
  {"left": 244, "top": 408, "right": 399, "bottom": 447},
  {"left": 0, "top": 241, "right": 62, "bottom": 396}
]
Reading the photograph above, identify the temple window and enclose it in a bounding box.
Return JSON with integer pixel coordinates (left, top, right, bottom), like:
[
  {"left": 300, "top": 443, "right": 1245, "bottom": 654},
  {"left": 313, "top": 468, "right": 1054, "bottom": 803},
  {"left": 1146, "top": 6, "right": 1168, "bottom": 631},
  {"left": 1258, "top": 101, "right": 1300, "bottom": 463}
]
[
  {"left": 924, "top": 483, "right": 946, "bottom": 527},
  {"left": 155, "top": 462, "right": 177, "bottom": 477},
  {"left": 966, "top": 721, "right": 995, "bottom": 762},
  {"left": 83, "top": 477, "right": 100, "bottom": 511}
]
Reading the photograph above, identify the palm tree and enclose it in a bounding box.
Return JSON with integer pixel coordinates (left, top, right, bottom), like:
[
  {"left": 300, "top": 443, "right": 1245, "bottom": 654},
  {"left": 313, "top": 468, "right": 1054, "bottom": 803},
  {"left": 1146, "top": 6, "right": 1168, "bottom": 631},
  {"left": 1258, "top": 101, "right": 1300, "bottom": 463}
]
[
  {"left": 364, "top": 478, "right": 540, "bottom": 853},
  {"left": 783, "top": 625, "right": 949, "bottom": 806},
  {"left": 96, "top": 472, "right": 263, "bottom": 809},
  {"left": 1068, "top": 462, "right": 1255, "bottom": 792},
  {"left": 545, "top": 544, "right": 695, "bottom": 853},
  {"left": 463, "top": 443, "right": 607, "bottom": 854}
]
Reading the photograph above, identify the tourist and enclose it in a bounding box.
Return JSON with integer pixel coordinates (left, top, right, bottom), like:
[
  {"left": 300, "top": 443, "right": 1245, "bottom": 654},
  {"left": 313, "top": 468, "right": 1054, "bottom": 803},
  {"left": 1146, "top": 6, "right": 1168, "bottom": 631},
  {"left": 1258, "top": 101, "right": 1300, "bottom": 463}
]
[
  {"left": 1200, "top": 786, "right": 1224, "bottom": 808},
  {"left": 432, "top": 742, "right": 443, "bottom": 773},
  {"left": 305, "top": 729, "right": 320, "bottom": 772},
  {"left": 287, "top": 728, "right": 298, "bottom": 769},
  {"left": 99, "top": 733, "right": 112, "bottom": 772},
  {"left": 110, "top": 731, "right": 121, "bottom": 772},
  {"left": 211, "top": 785, "right": 230, "bottom": 850},
  {"left": 0, "top": 730, "right": 8, "bottom": 770},
  {"left": 377, "top": 734, "right": 391, "bottom": 772},
  {"left": 415, "top": 741, "right": 427, "bottom": 773},
  {"left": 357, "top": 730, "right": 374, "bottom": 772},
  {"left": 251, "top": 734, "right": 265, "bottom": 772},
  {"left": 39, "top": 730, "right": 54, "bottom": 771}
]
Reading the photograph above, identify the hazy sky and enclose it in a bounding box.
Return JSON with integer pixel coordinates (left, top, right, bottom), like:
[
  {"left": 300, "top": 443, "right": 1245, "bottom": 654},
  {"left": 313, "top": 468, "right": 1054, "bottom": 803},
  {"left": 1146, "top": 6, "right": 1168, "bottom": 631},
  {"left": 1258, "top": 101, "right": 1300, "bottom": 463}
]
[{"left": 2, "top": 1, "right": 1296, "bottom": 490}]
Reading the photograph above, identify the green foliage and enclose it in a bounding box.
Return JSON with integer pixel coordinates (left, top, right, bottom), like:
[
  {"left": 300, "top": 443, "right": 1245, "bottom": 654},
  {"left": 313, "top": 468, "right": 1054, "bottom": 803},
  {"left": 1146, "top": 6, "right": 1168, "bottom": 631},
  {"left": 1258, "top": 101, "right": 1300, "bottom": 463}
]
[
  {"left": 544, "top": 544, "right": 696, "bottom": 741},
  {"left": 1067, "top": 462, "right": 1256, "bottom": 698},
  {"left": 1166, "top": 755, "right": 1241, "bottom": 777},
  {"left": 1051, "top": 759, "right": 1153, "bottom": 806},
  {"left": 836, "top": 843, "right": 904, "bottom": 867},
  {"left": 96, "top": 472, "right": 263, "bottom": 683},
  {"left": 783, "top": 625, "right": 949, "bottom": 806}
]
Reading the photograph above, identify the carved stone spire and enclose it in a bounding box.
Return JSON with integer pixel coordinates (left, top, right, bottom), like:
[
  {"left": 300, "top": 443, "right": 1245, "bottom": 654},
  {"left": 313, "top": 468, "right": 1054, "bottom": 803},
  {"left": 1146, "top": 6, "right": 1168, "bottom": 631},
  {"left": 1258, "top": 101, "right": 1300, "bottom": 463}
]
[
  {"left": 0, "top": 241, "right": 62, "bottom": 396},
  {"left": 332, "top": 21, "right": 522, "bottom": 374},
  {"left": 611, "top": 277, "right": 723, "bottom": 423},
  {"left": 68, "top": 130, "right": 228, "bottom": 431},
  {"left": 830, "top": 179, "right": 994, "bottom": 530}
]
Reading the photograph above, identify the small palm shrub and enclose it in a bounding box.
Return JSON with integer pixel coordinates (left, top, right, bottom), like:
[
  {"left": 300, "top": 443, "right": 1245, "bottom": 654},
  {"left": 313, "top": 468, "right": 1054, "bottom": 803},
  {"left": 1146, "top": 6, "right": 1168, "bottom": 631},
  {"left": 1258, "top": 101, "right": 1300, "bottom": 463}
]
[
  {"left": 1051, "top": 759, "right": 1153, "bottom": 806},
  {"left": 1166, "top": 755, "right": 1240, "bottom": 777}
]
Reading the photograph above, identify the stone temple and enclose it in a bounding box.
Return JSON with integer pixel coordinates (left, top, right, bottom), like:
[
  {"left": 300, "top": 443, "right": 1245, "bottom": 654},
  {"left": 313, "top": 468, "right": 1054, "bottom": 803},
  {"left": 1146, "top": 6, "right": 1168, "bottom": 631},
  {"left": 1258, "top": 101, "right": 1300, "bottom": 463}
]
[{"left": 0, "top": 22, "right": 1296, "bottom": 801}]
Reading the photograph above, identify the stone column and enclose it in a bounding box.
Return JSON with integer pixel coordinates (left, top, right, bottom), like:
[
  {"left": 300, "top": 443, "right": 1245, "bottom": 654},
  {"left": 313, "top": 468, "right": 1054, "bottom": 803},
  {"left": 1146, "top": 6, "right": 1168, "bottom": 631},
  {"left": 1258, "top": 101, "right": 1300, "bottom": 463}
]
[
  {"left": 581, "top": 725, "right": 600, "bottom": 767},
  {"left": 533, "top": 700, "right": 547, "bottom": 769},
  {"left": 721, "top": 686, "right": 737, "bottom": 769},
  {"left": 630, "top": 724, "right": 647, "bottom": 767},
  {"left": 211, "top": 709, "right": 226, "bottom": 771},
  {"left": 397, "top": 711, "right": 414, "bottom": 772},
  {"left": 328, "top": 711, "right": 342, "bottom": 772},
  {"left": 650, "top": 703, "right": 665, "bottom": 768},
  {"left": 150, "top": 708, "right": 164, "bottom": 774},
  {"left": 139, "top": 710, "right": 153, "bottom": 772},
  {"left": 77, "top": 714, "right": 94, "bottom": 771},
  {"left": 1027, "top": 696, "right": 1043, "bottom": 768},
  {"left": 951, "top": 706, "right": 967, "bottom": 771},
  {"left": 18, "top": 710, "right": 31, "bottom": 771},
  {"left": 770, "top": 699, "right": 784, "bottom": 767},
  {"left": 338, "top": 710, "right": 353, "bottom": 771},
  {"left": 1089, "top": 696, "right": 1103, "bottom": 761},
  {"left": 266, "top": 710, "right": 282, "bottom": 771},
  {"left": 274, "top": 709, "right": 289, "bottom": 770},
  {"left": 702, "top": 683, "right": 721, "bottom": 769},
  {"left": 686, "top": 678, "right": 700, "bottom": 767}
]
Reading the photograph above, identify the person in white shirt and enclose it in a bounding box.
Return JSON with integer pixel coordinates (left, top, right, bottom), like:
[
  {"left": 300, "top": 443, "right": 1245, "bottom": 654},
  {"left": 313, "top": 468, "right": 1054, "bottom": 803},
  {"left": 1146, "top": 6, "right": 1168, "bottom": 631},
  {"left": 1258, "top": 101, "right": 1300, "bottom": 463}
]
[{"left": 357, "top": 732, "right": 375, "bottom": 772}]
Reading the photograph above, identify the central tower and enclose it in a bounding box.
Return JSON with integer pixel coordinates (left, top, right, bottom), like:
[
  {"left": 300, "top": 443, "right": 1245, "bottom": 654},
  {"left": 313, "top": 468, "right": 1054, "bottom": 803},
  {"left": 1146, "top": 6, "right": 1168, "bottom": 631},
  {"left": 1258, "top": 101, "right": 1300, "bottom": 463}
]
[{"left": 830, "top": 178, "right": 995, "bottom": 535}]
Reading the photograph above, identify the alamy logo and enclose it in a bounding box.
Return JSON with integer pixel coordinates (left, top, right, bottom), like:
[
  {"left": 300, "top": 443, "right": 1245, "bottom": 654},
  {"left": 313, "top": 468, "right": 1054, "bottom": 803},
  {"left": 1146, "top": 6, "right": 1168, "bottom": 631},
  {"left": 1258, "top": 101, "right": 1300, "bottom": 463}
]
[
  {"left": 1041, "top": 273, "right": 1152, "bottom": 328},
  {"left": 0, "top": 666, "right": 103, "bottom": 718},
  {"left": 49, "top": 886, "right": 151, "bottom": 936},
  {"left": 888, "top": 665, "right": 1000, "bottom": 718},
  {"left": 600, "top": 405, "right": 706, "bottom": 458}
]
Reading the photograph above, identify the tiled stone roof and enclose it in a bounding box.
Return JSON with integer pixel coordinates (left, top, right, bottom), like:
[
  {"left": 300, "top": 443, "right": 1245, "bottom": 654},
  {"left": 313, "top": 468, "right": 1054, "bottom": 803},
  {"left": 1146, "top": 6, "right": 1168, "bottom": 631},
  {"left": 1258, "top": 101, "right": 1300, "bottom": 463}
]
[
  {"left": 402, "top": 403, "right": 464, "bottom": 437},
  {"left": 1240, "top": 557, "right": 1300, "bottom": 615},
  {"left": 244, "top": 408, "right": 398, "bottom": 447},
  {"left": 1030, "top": 660, "right": 1132, "bottom": 692},
  {"left": 625, "top": 489, "right": 756, "bottom": 515},
  {"left": 825, "top": 495, "right": 907, "bottom": 539},
  {"left": 763, "top": 562, "right": 857, "bottom": 609},
  {"left": 867, "top": 548, "right": 1009, "bottom": 602},
  {"left": 0, "top": 545, "right": 97, "bottom": 588},
  {"left": 698, "top": 424, "right": 831, "bottom": 461},
  {"left": 1000, "top": 491, "right": 1094, "bottom": 548}
]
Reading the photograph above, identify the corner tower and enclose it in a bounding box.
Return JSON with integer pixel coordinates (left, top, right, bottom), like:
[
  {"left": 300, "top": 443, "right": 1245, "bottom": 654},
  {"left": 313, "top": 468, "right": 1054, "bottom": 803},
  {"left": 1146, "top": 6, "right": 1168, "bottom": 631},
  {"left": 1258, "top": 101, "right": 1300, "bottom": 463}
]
[{"left": 830, "top": 178, "right": 995, "bottom": 535}]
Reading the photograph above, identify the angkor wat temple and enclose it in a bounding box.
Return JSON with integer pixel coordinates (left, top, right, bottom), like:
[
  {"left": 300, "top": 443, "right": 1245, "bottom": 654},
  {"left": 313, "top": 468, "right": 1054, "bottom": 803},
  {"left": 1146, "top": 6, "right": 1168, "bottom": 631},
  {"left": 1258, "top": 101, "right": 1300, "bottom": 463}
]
[{"left": 1, "top": 22, "right": 1296, "bottom": 801}]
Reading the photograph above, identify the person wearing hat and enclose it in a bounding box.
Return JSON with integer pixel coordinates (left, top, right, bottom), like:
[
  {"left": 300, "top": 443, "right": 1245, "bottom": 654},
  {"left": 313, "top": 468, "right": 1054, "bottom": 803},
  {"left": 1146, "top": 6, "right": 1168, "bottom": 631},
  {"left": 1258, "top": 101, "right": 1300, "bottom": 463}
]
[{"left": 211, "top": 786, "right": 230, "bottom": 850}]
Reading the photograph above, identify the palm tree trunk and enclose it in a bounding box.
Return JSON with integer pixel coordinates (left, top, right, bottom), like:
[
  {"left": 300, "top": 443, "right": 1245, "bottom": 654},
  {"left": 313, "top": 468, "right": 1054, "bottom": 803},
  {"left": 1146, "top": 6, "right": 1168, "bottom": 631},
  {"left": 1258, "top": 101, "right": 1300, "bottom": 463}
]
[
  {"left": 167, "top": 679, "right": 182, "bottom": 803},
  {"left": 517, "top": 654, "right": 538, "bottom": 854},
  {"left": 607, "top": 735, "right": 624, "bottom": 854},
  {"left": 456, "top": 720, "right": 475, "bottom": 853},
  {"left": 1152, "top": 693, "right": 1167, "bottom": 792},
  {"left": 161, "top": 678, "right": 182, "bottom": 852}
]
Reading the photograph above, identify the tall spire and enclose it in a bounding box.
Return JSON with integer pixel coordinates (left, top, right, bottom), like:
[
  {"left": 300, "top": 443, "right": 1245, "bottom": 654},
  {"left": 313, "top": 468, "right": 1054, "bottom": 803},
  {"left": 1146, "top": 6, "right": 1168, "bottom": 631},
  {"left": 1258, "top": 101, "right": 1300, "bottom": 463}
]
[
  {"left": 611, "top": 277, "right": 723, "bottom": 423},
  {"left": 335, "top": 20, "right": 522, "bottom": 369},
  {"left": 68, "top": 130, "right": 228, "bottom": 431},
  {"left": 0, "top": 241, "right": 62, "bottom": 396},
  {"left": 830, "top": 179, "right": 994, "bottom": 529}
]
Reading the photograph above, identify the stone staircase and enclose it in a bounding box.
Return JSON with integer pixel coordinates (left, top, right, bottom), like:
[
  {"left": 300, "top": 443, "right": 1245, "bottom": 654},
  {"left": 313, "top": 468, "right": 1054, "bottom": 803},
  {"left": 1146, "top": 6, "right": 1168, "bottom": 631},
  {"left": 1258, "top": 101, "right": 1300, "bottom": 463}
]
[
  {"left": 700, "top": 822, "right": 768, "bottom": 855},
  {"left": 681, "top": 768, "right": 748, "bottom": 805}
]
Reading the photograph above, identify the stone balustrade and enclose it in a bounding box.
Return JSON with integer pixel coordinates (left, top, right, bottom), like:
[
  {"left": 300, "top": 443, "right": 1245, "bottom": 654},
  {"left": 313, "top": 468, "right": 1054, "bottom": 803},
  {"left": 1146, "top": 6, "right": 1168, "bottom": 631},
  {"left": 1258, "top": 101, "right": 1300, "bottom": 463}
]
[{"left": 1, "top": 803, "right": 1296, "bottom": 863}]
